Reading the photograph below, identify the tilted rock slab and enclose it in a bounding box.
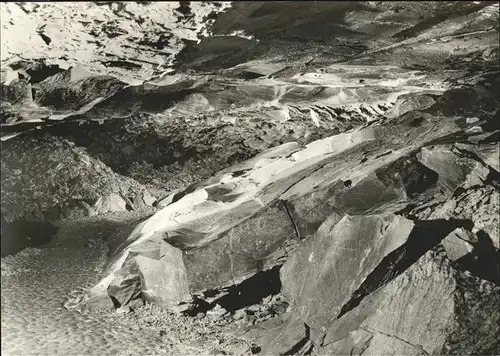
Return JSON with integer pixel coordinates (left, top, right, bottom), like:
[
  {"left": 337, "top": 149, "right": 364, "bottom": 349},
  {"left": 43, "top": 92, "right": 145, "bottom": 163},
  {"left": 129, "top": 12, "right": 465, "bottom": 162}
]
[
  {"left": 418, "top": 145, "right": 491, "bottom": 196},
  {"left": 280, "top": 214, "right": 415, "bottom": 334},
  {"left": 319, "top": 248, "right": 500, "bottom": 355}
]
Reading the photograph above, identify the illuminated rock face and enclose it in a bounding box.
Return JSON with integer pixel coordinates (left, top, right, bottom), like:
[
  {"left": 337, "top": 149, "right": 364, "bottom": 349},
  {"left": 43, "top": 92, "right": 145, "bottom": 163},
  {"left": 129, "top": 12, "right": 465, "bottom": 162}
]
[{"left": 1, "top": 2, "right": 499, "bottom": 355}]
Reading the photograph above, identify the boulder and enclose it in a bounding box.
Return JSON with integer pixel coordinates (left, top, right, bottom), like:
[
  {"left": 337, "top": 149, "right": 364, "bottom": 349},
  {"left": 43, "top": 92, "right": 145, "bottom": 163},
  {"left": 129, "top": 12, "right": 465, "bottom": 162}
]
[
  {"left": 94, "top": 194, "right": 128, "bottom": 214},
  {"left": 94, "top": 203, "right": 296, "bottom": 307},
  {"left": 89, "top": 111, "right": 467, "bottom": 310}
]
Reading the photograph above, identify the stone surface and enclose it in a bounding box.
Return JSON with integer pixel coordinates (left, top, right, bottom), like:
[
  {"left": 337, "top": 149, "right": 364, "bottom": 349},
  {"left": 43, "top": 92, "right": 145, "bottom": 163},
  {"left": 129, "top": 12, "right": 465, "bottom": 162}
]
[
  {"left": 410, "top": 186, "right": 500, "bottom": 249},
  {"left": 441, "top": 228, "right": 475, "bottom": 261},
  {"left": 461, "top": 143, "right": 500, "bottom": 173},
  {"left": 92, "top": 204, "right": 296, "bottom": 306},
  {"left": 319, "top": 248, "right": 500, "bottom": 355},
  {"left": 280, "top": 214, "right": 415, "bottom": 333},
  {"left": 418, "top": 145, "right": 491, "bottom": 195},
  {"left": 0, "top": 2, "right": 231, "bottom": 84},
  {"left": 236, "top": 314, "right": 311, "bottom": 356}
]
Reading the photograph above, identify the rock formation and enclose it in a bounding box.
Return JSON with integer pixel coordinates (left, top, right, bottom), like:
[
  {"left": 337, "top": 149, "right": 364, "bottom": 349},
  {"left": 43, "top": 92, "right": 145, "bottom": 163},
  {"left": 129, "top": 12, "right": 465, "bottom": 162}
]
[{"left": 1, "top": 1, "right": 499, "bottom": 355}]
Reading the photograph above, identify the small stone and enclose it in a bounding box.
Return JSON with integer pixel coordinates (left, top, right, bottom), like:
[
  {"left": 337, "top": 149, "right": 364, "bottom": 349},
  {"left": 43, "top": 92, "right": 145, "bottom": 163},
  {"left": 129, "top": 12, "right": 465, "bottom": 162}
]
[
  {"left": 442, "top": 229, "right": 475, "bottom": 261},
  {"left": 246, "top": 305, "right": 261, "bottom": 313},
  {"left": 116, "top": 306, "right": 131, "bottom": 314},
  {"left": 262, "top": 295, "right": 273, "bottom": 304},
  {"left": 233, "top": 309, "right": 246, "bottom": 320},
  {"left": 128, "top": 298, "right": 145, "bottom": 309},
  {"left": 207, "top": 304, "right": 228, "bottom": 320},
  {"left": 466, "top": 117, "right": 480, "bottom": 124}
]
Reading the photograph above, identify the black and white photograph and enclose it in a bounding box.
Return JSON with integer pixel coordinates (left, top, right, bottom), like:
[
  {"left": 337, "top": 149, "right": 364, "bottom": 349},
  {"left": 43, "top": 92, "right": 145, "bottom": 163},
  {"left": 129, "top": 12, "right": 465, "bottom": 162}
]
[{"left": 1, "top": 1, "right": 499, "bottom": 355}]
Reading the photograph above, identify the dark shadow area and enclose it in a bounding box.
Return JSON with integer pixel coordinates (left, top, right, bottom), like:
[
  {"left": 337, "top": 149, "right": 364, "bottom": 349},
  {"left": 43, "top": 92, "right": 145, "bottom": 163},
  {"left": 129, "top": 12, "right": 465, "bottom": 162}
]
[
  {"left": 1, "top": 217, "right": 58, "bottom": 256},
  {"left": 454, "top": 230, "right": 500, "bottom": 285},
  {"left": 217, "top": 265, "right": 282, "bottom": 312},
  {"left": 376, "top": 155, "right": 440, "bottom": 199},
  {"left": 238, "top": 71, "right": 266, "bottom": 80},
  {"left": 185, "top": 265, "right": 282, "bottom": 316},
  {"left": 480, "top": 110, "right": 500, "bottom": 133},
  {"left": 337, "top": 219, "right": 474, "bottom": 319}
]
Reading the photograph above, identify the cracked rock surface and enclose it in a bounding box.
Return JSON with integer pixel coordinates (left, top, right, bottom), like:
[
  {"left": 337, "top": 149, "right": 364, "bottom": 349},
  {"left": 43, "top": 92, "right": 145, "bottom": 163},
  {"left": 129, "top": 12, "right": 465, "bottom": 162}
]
[{"left": 1, "top": 2, "right": 499, "bottom": 356}]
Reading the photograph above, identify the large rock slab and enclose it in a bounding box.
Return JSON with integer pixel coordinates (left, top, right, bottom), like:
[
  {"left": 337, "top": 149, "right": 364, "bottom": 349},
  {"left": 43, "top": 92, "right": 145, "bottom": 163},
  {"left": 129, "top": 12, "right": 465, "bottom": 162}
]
[
  {"left": 441, "top": 228, "right": 476, "bottom": 261},
  {"left": 93, "top": 203, "right": 295, "bottom": 307},
  {"left": 455, "top": 143, "right": 500, "bottom": 172},
  {"left": 235, "top": 314, "right": 312, "bottom": 356},
  {"left": 418, "top": 145, "right": 491, "bottom": 196},
  {"left": 319, "top": 248, "right": 500, "bottom": 355},
  {"left": 280, "top": 214, "right": 415, "bottom": 334}
]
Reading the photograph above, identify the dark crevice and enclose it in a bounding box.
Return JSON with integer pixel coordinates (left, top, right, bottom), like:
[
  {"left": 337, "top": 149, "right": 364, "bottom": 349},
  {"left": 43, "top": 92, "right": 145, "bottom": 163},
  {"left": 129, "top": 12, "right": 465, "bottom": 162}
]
[
  {"left": 251, "top": 345, "right": 262, "bottom": 354},
  {"left": 38, "top": 32, "right": 52, "bottom": 45},
  {"left": 209, "top": 265, "right": 281, "bottom": 311},
  {"left": 337, "top": 219, "right": 474, "bottom": 319},
  {"left": 238, "top": 71, "right": 266, "bottom": 80},
  {"left": 282, "top": 200, "right": 301, "bottom": 241},
  {"left": 185, "top": 266, "right": 282, "bottom": 316},
  {"left": 177, "top": 1, "right": 193, "bottom": 17},
  {"left": 103, "top": 60, "right": 142, "bottom": 69},
  {"left": 484, "top": 170, "right": 500, "bottom": 187},
  {"left": 109, "top": 295, "right": 121, "bottom": 309}
]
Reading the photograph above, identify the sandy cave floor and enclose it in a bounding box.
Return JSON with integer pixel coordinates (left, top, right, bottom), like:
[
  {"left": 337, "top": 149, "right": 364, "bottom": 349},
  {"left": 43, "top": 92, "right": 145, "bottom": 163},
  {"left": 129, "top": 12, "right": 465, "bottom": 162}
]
[{"left": 0, "top": 213, "right": 249, "bottom": 356}]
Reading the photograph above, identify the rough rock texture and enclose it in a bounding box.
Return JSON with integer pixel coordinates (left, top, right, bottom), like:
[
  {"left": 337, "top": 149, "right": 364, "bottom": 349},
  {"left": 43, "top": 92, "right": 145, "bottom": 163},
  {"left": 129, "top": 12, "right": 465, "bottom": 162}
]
[
  {"left": 1, "top": 132, "right": 158, "bottom": 223},
  {"left": 88, "top": 108, "right": 472, "bottom": 305},
  {"left": 417, "top": 145, "right": 491, "bottom": 195},
  {"left": 409, "top": 185, "right": 500, "bottom": 250},
  {"left": 1, "top": 2, "right": 499, "bottom": 356},
  {"left": 319, "top": 248, "right": 500, "bottom": 356},
  {"left": 280, "top": 214, "right": 415, "bottom": 331}
]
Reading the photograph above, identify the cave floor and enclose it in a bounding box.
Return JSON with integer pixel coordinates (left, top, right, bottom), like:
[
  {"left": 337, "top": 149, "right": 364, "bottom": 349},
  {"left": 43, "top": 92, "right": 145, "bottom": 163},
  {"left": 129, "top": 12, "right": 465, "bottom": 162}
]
[{"left": 0, "top": 213, "right": 241, "bottom": 355}]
